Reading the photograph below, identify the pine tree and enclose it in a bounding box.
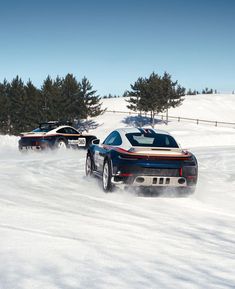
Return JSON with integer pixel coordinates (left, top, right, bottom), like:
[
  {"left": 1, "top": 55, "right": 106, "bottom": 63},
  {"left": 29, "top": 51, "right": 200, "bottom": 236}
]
[
  {"left": 23, "top": 80, "right": 42, "bottom": 131},
  {"left": 0, "top": 79, "right": 10, "bottom": 134},
  {"left": 126, "top": 72, "right": 185, "bottom": 127},
  {"left": 41, "top": 76, "right": 55, "bottom": 121},
  {"left": 60, "top": 73, "right": 84, "bottom": 121},
  {"left": 79, "top": 77, "right": 104, "bottom": 119},
  {"left": 8, "top": 76, "right": 27, "bottom": 134},
  {"left": 126, "top": 77, "right": 146, "bottom": 113},
  {"left": 161, "top": 72, "right": 185, "bottom": 124}
]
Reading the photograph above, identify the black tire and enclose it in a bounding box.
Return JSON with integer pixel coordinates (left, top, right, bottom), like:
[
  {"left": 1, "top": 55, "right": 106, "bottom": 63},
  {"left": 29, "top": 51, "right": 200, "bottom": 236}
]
[
  {"left": 102, "top": 159, "right": 113, "bottom": 192},
  {"left": 55, "top": 139, "right": 67, "bottom": 150},
  {"left": 85, "top": 154, "right": 93, "bottom": 177},
  {"left": 18, "top": 146, "right": 26, "bottom": 153}
]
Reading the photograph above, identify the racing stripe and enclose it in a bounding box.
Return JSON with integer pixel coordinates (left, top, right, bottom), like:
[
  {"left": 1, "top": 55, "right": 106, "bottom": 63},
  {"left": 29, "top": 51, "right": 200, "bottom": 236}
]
[
  {"left": 138, "top": 128, "right": 145, "bottom": 134},
  {"left": 103, "top": 145, "right": 191, "bottom": 159},
  {"left": 147, "top": 128, "right": 155, "bottom": 134},
  {"left": 137, "top": 128, "right": 156, "bottom": 134}
]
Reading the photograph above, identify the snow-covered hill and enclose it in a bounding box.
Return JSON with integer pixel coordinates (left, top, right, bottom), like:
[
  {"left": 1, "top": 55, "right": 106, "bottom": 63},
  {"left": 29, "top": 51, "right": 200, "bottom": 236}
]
[{"left": 0, "top": 94, "right": 235, "bottom": 289}]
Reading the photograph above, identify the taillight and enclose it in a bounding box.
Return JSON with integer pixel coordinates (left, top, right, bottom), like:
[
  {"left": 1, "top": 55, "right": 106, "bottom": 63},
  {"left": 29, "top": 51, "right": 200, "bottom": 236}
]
[
  {"left": 187, "top": 176, "right": 197, "bottom": 179},
  {"left": 118, "top": 154, "right": 139, "bottom": 160},
  {"left": 119, "top": 173, "right": 133, "bottom": 177},
  {"left": 179, "top": 168, "right": 183, "bottom": 176}
]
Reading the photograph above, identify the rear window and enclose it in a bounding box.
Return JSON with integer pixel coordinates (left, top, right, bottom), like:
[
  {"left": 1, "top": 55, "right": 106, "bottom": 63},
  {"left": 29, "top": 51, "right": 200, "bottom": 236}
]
[{"left": 126, "top": 133, "right": 178, "bottom": 148}]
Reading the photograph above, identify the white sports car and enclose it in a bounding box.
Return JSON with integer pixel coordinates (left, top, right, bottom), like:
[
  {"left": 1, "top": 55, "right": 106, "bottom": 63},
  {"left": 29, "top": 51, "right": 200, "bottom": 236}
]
[{"left": 19, "top": 121, "right": 97, "bottom": 151}]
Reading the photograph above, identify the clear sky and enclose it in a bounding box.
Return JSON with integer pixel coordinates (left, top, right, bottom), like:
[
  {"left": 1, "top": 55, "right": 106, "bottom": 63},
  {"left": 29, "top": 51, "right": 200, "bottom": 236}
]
[{"left": 0, "top": 0, "right": 235, "bottom": 95}]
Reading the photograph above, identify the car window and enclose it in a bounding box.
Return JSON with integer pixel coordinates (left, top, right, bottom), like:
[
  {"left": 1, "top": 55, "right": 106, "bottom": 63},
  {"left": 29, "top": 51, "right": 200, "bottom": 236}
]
[
  {"left": 33, "top": 126, "right": 53, "bottom": 133},
  {"left": 57, "top": 128, "right": 66, "bottom": 134},
  {"left": 57, "top": 127, "right": 78, "bottom": 134},
  {"left": 103, "top": 131, "right": 122, "bottom": 146},
  {"left": 33, "top": 128, "right": 50, "bottom": 133},
  {"left": 65, "top": 127, "right": 79, "bottom": 134},
  {"left": 126, "top": 133, "right": 178, "bottom": 148},
  {"left": 37, "top": 123, "right": 58, "bottom": 132}
]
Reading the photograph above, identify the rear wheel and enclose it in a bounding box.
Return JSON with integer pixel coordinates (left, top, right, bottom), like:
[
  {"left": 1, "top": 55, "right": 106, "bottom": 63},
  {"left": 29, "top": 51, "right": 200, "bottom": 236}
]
[
  {"left": 56, "top": 139, "right": 67, "bottom": 150},
  {"left": 85, "top": 154, "right": 93, "bottom": 176},
  {"left": 102, "top": 160, "right": 113, "bottom": 192}
]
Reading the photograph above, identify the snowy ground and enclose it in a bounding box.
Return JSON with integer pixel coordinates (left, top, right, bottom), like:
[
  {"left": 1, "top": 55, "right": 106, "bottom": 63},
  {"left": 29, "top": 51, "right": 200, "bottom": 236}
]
[{"left": 0, "top": 95, "right": 235, "bottom": 289}]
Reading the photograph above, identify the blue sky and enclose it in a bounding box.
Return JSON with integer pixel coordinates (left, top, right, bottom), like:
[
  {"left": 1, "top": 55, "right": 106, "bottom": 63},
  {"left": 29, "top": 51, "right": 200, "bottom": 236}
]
[{"left": 0, "top": 0, "right": 235, "bottom": 95}]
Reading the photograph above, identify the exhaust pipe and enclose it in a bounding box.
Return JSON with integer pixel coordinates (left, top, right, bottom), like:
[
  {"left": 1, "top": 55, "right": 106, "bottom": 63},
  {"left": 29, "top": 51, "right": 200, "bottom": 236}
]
[
  {"left": 178, "top": 178, "right": 186, "bottom": 184},
  {"left": 136, "top": 177, "right": 145, "bottom": 184}
]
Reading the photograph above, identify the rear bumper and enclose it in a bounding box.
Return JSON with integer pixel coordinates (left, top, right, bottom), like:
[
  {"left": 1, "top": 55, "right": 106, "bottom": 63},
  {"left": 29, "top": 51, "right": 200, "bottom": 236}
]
[
  {"left": 133, "top": 176, "right": 187, "bottom": 187},
  {"left": 112, "top": 175, "right": 191, "bottom": 187},
  {"left": 19, "top": 142, "right": 50, "bottom": 151},
  {"left": 19, "top": 145, "right": 42, "bottom": 151},
  {"left": 19, "top": 138, "right": 52, "bottom": 151},
  {"left": 111, "top": 160, "right": 198, "bottom": 188}
]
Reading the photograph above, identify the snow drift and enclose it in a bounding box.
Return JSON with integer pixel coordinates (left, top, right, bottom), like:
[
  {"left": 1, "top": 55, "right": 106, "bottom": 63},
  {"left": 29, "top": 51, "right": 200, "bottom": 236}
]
[{"left": 0, "top": 94, "right": 235, "bottom": 289}]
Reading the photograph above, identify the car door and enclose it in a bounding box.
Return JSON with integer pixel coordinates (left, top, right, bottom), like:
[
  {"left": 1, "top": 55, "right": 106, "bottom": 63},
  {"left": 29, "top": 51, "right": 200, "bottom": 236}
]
[
  {"left": 63, "top": 127, "right": 86, "bottom": 147},
  {"left": 94, "top": 131, "right": 122, "bottom": 174}
]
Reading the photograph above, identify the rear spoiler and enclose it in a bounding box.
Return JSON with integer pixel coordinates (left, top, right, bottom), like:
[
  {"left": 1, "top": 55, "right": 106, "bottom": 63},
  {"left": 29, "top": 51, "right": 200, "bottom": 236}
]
[{"left": 112, "top": 146, "right": 192, "bottom": 160}]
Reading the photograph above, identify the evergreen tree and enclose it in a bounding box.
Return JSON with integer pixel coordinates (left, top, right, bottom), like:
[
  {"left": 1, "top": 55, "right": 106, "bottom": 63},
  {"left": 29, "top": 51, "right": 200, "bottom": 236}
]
[
  {"left": 186, "top": 89, "right": 197, "bottom": 95},
  {"left": 0, "top": 79, "right": 10, "bottom": 134},
  {"left": 8, "top": 76, "right": 27, "bottom": 134},
  {"left": 126, "top": 72, "right": 185, "bottom": 127},
  {"left": 202, "top": 87, "right": 213, "bottom": 94},
  {"left": 126, "top": 77, "right": 146, "bottom": 113},
  {"left": 23, "top": 80, "right": 42, "bottom": 131},
  {"left": 161, "top": 72, "right": 185, "bottom": 123},
  {"left": 60, "top": 73, "right": 84, "bottom": 121},
  {"left": 79, "top": 77, "right": 104, "bottom": 119},
  {"left": 41, "top": 76, "right": 59, "bottom": 121}
]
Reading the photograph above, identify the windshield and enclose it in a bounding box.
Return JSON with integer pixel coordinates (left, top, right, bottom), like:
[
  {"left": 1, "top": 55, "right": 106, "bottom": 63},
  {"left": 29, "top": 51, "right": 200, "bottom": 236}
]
[
  {"left": 126, "top": 133, "right": 179, "bottom": 148},
  {"left": 33, "top": 127, "right": 51, "bottom": 133},
  {"left": 33, "top": 123, "right": 58, "bottom": 133}
]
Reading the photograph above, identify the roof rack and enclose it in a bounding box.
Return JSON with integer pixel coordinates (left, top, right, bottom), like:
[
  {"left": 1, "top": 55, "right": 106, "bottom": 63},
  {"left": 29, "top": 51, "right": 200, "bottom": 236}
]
[{"left": 39, "top": 121, "right": 72, "bottom": 129}]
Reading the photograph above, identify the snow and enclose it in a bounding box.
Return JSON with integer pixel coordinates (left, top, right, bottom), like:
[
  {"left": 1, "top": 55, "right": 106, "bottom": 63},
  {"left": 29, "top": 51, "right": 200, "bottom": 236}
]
[{"left": 1, "top": 94, "right": 235, "bottom": 289}]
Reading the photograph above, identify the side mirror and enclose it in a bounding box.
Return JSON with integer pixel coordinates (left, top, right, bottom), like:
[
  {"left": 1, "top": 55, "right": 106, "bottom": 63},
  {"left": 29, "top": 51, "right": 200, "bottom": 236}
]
[{"left": 92, "top": 138, "right": 100, "bottom": 145}]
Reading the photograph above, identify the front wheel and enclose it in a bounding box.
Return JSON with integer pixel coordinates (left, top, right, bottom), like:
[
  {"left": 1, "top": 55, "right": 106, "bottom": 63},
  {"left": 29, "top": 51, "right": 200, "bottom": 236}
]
[{"left": 102, "top": 160, "right": 113, "bottom": 192}]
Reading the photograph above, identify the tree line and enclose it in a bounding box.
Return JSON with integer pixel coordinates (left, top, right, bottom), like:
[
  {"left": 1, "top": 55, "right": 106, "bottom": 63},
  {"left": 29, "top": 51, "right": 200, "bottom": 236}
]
[
  {"left": 2, "top": 70, "right": 214, "bottom": 134},
  {"left": 0, "top": 74, "right": 104, "bottom": 134},
  {"left": 186, "top": 88, "right": 216, "bottom": 95}
]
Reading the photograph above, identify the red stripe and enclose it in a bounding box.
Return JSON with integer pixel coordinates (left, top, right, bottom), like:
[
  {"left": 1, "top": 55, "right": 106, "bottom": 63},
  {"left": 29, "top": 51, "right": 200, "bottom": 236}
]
[
  {"left": 21, "top": 133, "right": 82, "bottom": 138},
  {"left": 179, "top": 168, "right": 183, "bottom": 176},
  {"left": 119, "top": 173, "right": 133, "bottom": 177},
  {"left": 103, "top": 145, "right": 191, "bottom": 160}
]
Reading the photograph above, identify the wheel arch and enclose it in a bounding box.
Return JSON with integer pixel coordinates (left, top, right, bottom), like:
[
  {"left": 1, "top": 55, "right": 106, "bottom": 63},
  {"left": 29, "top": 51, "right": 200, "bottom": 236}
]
[
  {"left": 103, "top": 155, "right": 114, "bottom": 176},
  {"left": 85, "top": 135, "right": 97, "bottom": 148},
  {"left": 55, "top": 136, "right": 68, "bottom": 143}
]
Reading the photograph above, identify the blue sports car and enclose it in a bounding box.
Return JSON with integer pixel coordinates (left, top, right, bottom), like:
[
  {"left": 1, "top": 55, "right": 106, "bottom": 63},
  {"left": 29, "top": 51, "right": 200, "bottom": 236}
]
[{"left": 86, "top": 128, "right": 198, "bottom": 194}]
